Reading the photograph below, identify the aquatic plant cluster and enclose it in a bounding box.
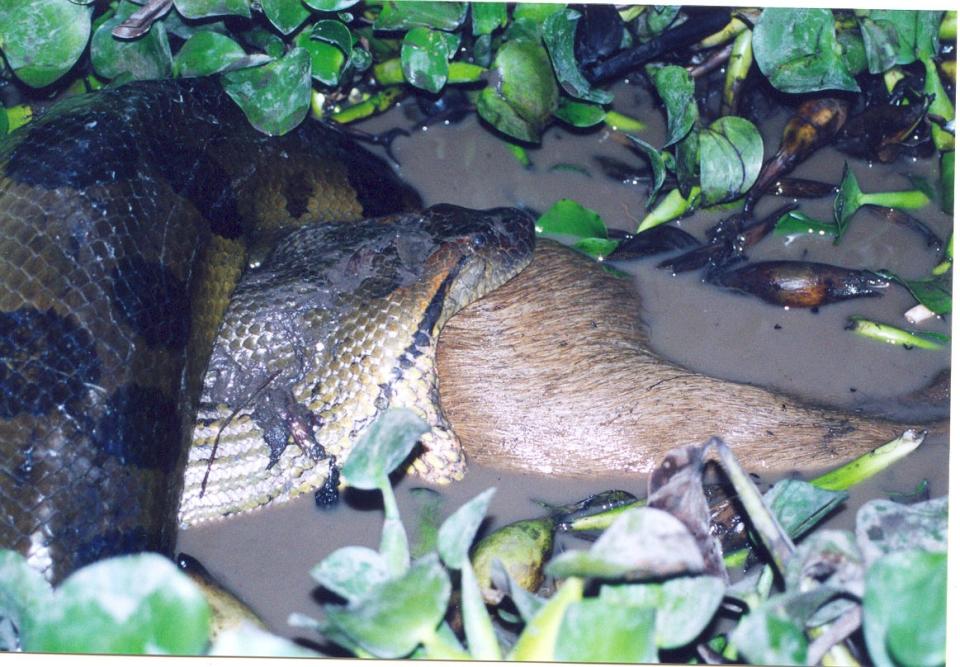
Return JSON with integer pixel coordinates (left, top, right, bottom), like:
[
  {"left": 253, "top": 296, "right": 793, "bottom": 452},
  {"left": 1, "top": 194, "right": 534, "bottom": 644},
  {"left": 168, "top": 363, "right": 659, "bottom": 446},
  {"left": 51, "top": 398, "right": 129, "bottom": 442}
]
[
  {"left": 0, "top": 2, "right": 952, "bottom": 664},
  {"left": 0, "top": 410, "right": 947, "bottom": 664}
]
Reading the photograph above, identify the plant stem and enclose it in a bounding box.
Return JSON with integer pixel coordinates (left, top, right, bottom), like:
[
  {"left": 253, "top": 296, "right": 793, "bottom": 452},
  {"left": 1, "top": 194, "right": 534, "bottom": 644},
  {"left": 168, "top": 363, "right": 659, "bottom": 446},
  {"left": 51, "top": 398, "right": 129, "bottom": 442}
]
[
  {"left": 508, "top": 577, "right": 584, "bottom": 660},
  {"left": 860, "top": 189, "right": 929, "bottom": 210},
  {"left": 604, "top": 110, "right": 646, "bottom": 132},
  {"left": 810, "top": 430, "right": 925, "bottom": 491},
  {"left": 636, "top": 186, "right": 700, "bottom": 232}
]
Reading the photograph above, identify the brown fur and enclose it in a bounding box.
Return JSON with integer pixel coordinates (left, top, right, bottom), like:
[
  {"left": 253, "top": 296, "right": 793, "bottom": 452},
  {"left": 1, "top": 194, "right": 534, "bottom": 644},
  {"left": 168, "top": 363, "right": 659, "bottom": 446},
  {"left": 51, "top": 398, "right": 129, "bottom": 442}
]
[{"left": 437, "top": 241, "right": 943, "bottom": 477}]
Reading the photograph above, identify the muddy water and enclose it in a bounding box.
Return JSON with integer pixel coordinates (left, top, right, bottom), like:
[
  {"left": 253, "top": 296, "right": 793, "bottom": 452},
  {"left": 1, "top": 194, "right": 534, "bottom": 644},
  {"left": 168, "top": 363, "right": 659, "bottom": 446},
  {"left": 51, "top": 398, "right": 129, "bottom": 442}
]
[{"left": 177, "top": 82, "right": 952, "bottom": 639}]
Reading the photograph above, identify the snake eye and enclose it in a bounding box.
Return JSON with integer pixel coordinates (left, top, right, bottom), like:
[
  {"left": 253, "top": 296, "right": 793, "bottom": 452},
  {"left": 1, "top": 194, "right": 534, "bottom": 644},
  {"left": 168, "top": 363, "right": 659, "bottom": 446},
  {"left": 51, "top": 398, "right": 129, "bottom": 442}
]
[{"left": 470, "top": 232, "right": 485, "bottom": 248}]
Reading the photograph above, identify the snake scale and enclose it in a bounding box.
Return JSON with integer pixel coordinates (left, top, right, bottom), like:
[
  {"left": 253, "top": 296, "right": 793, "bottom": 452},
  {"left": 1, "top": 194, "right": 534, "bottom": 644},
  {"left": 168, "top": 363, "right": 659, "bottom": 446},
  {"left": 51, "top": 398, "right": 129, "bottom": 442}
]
[{"left": 0, "top": 78, "right": 535, "bottom": 582}]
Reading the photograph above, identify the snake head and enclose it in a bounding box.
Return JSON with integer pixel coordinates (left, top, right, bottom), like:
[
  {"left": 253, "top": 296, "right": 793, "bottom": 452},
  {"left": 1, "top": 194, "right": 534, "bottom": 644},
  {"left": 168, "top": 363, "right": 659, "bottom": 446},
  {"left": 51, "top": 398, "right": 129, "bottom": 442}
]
[{"left": 417, "top": 204, "right": 536, "bottom": 324}]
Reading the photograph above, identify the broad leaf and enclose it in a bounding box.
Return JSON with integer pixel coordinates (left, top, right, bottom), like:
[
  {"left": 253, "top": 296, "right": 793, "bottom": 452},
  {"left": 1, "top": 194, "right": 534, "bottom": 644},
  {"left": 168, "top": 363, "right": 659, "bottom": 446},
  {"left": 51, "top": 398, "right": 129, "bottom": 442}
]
[{"left": 0, "top": 0, "right": 92, "bottom": 87}]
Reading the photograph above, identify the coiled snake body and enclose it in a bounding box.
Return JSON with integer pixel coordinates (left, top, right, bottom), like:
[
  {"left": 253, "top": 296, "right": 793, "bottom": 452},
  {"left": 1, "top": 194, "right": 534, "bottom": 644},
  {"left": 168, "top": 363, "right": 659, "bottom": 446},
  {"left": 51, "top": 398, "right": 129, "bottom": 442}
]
[{"left": 0, "top": 78, "right": 535, "bottom": 582}]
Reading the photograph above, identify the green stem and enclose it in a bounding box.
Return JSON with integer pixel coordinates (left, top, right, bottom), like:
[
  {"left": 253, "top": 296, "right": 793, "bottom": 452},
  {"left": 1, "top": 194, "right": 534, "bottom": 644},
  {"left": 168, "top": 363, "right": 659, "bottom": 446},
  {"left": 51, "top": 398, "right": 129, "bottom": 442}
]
[
  {"left": 420, "top": 628, "right": 472, "bottom": 660},
  {"left": 568, "top": 500, "right": 645, "bottom": 532},
  {"left": 810, "top": 430, "right": 925, "bottom": 491},
  {"left": 722, "top": 28, "right": 752, "bottom": 115},
  {"left": 604, "top": 110, "right": 646, "bottom": 132},
  {"left": 447, "top": 61, "right": 486, "bottom": 83},
  {"left": 330, "top": 87, "right": 405, "bottom": 124},
  {"left": 846, "top": 317, "right": 949, "bottom": 350},
  {"left": 460, "top": 561, "right": 501, "bottom": 660},
  {"left": 373, "top": 58, "right": 404, "bottom": 85},
  {"left": 860, "top": 189, "right": 929, "bottom": 210},
  {"left": 923, "top": 57, "right": 956, "bottom": 152},
  {"left": 696, "top": 16, "right": 748, "bottom": 49}
]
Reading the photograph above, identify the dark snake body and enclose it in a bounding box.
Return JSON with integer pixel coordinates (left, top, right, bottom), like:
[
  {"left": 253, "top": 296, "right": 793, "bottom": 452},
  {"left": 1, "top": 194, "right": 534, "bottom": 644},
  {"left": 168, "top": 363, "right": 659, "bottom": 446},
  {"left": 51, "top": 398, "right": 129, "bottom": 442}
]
[{"left": 0, "top": 78, "right": 533, "bottom": 582}]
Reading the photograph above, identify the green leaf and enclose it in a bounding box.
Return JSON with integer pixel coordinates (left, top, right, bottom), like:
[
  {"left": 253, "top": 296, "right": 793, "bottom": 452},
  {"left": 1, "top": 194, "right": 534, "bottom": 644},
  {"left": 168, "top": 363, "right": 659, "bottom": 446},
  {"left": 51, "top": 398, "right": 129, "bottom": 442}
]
[
  {"left": 856, "top": 496, "right": 948, "bottom": 565},
  {"left": 261, "top": 0, "right": 310, "bottom": 35},
  {"left": 305, "top": 0, "right": 359, "bottom": 11},
  {"left": 174, "top": 0, "right": 251, "bottom": 20},
  {"left": 536, "top": 199, "right": 607, "bottom": 239},
  {"left": 600, "top": 576, "right": 726, "bottom": 649},
  {"left": 471, "top": 2, "right": 507, "bottom": 36},
  {"left": 0, "top": 550, "right": 54, "bottom": 645},
  {"left": 730, "top": 604, "right": 808, "bottom": 665},
  {"left": 478, "top": 38, "right": 558, "bottom": 143},
  {"left": 542, "top": 9, "right": 613, "bottom": 104},
  {"left": 340, "top": 408, "right": 430, "bottom": 490},
  {"left": 401, "top": 27, "right": 449, "bottom": 93},
  {"left": 555, "top": 600, "right": 657, "bottom": 663},
  {"left": 312, "top": 19, "right": 353, "bottom": 55},
  {"left": 764, "top": 479, "right": 848, "bottom": 541},
  {"left": 221, "top": 47, "right": 312, "bottom": 135},
  {"left": 27, "top": 554, "right": 209, "bottom": 654},
  {"left": 210, "top": 622, "right": 319, "bottom": 656},
  {"left": 374, "top": 1, "right": 467, "bottom": 32},
  {"left": 634, "top": 5, "right": 681, "bottom": 39},
  {"left": 623, "top": 135, "right": 666, "bottom": 204},
  {"left": 472, "top": 518, "right": 554, "bottom": 606},
  {"left": 311, "top": 546, "right": 391, "bottom": 603},
  {"left": 774, "top": 209, "right": 839, "bottom": 238},
  {"left": 553, "top": 99, "right": 606, "bottom": 128},
  {"left": 92, "top": 2, "right": 173, "bottom": 81},
  {"left": 460, "top": 560, "right": 500, "bottom": 660},
  {"left": 512, "top": 2, "right": 566, "bottom": 26},
  {"left": 573, "top": 237, "right": 620, "bottom": 260},
  {"left": 408, "top": 488, "right": 442, "bottom": 558},
  {"left": 833, "top": 162, "right": 864, "bottom": 240},
  {"left": 323, "top": 554, "right": 451, "bottom": 659},
  {"left": 699, "top": 115, "right": 764, "bottom": 205},
  {"left": 296, "top": 27, "right": 347, "bottom": 86},
  {"left": 509, "top": 577, "right": 583, "bottom": 661},
  {"left": 0, "top": 0, "right": 92, "bottom": 87},
  {"left": 437, "top": 487, "right": 496, "bottom": 570},
  {"left": 863, "top": 550, "right": 946, "bottom": 667},
  {"left": 877, "top": 270, "right": 952, "bottom": 315},
  {"left": 647, "top": 65, "right": 697, "bottom": 146},
  {"left": 753, "top": 8, "right": 860, "bottom": 93},
  {"left": 546, "top": 507, "right": 704, "bottom": 580},
  {"left": 237, "top": 25, "right": 285, "bottom": 58},
  {"left": 174, "top": 31, "right": 265, "bottom": 77}
]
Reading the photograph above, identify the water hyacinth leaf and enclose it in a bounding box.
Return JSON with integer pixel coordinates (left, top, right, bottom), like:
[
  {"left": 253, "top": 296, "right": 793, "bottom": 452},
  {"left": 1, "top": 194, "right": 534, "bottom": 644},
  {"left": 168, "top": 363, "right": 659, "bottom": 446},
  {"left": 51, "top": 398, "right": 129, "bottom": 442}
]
[
  {"left": 0, "top": 550, "right": 53, "bottom": 644},
  {"left": 472, "top": 518, "right": 554, "bottom": 605},
  {"left": 574, "top": 237, "right": 620, "bottom": 260},
  {"left": 350, "top": 46, "right": 372, "bottom": 73},
  {"left": 92, "top": 2, "right": 173, "bottom": 81},
  {"left": 210, "top": 622, "right": 319, "bottom": 656},
  {"left": 0, "top": 0, "right": 92, "bottom": 88},
  {"left": 512, "top": 2, "right": 566, "bottom": 27},
  {"left": 774, "top": 209, "right": 839, "bottom": 238},
  {"left": 174, "top": 31, "right": 261, "bottom": 77},
  {"left": 311, "top": 546, "right": 391, "bottom": 603},
  {"left": 634, "top": 5, "right": 681, "bottom": 39},
  {"left": 460, "top": 560, "right": 500, "bottom": 660},
  {"left": 753, "top": 8, "right": 859, "bottom": 94},
  {"left": 855, "top": 496, "right": 948, "bottom": 566},
  {"left": 784, "top": 530, "right": 864, "bottom": 624},
  {"left": 508, "top": 577, "right": 584, "bottom": 661},
  {"left": 174, "top": 0, "right": 251, "bottom": 20},
  {"left": 408, "top": 488, "right": 442, "bottom": 558},
  {"left": 675, "top": 125, "right": 700, "bottom": 195},
  {"left": 764, "top": 479, "right": 848, "bottom": 541},
  {"left": 471, "top": 2, "right": 507, "bottom": 36},
  {"left": 305, "top": 0, "right": 359, "bottom": 11},
  {"left": 536, "top": 199, "right": 607, "bottom": 239},
  {"left": 647, "top": 65, "right": 697, "bottom": 146},
  {"left": 222, "top": 47, "right": 312, "bottom": 135},
  {"left": 27, "top": 554, "right": 209, "bottom": 654},
  {"left": 312, "top": 19, "right": 354, "bottom": 57},
  {"left": 296, "top": 30, "right": 346, "bottom": 86},
  {"left": 862, "top": 549, "right": 946, "bottom": 667},
  {"left": 877, "top": 270, "right": 951, "bottom": 314},
  {"left": 239, "top": 24, "right": 286, "bottom": 58},
  {"left": 833, "top": 162, "right": 863, "bottom": 240},
  {"left": 624, "top": 135, "right": 666, "bottom": 203},
  {"left": 554, "top": 599, "right": 657, "bottom": 663},
  {"left": 374, "top": 1, "right": 467, "bottom": 32},
  {"left": 846, "top": 316, "right": 949, "bottom": 350},
  {"left": 730, "top": 604, "right": 809, "bottom": 665},
  {"left": 699, "top": 116, "right": 764, "bottom": 206},
  {"left": 497, "top": 38, "right": 559, "bottom": 134},
  {"left": 546, "top": 507, "right": 704, "bottom": 580},
  {"left": 261, "top": 0, "right": 310, "bottom": 35},
  {"left": 542, "top": 9, "right": 613, "bottom": 105},
  {"left": 401, "top": 27, "right": 449, "bottom": 94},
  {"left": 553, "top": 99, "right": 606, "bottom": 128},
  {"left": 339, "top": 409, "right": 430, "bottom": 490},
  {"left": 437, "top": 487, "right": 496, "bottom": 569},
  {"left": 323, "top": 554, "right": 451, "bottom": 659},
  {"left": 858, "top": 14, "right": 904, "bottom": 74},
  {"left": 600, "top": 576, "right": 726, "bottom": 649}
]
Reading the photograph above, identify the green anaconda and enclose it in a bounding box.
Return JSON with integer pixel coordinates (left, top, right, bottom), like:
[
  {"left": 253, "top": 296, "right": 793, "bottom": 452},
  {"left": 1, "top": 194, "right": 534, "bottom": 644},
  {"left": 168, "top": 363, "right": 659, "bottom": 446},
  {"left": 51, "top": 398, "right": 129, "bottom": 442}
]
[{"left": 0, "top": 78, "right": 534, "bottom": 582}]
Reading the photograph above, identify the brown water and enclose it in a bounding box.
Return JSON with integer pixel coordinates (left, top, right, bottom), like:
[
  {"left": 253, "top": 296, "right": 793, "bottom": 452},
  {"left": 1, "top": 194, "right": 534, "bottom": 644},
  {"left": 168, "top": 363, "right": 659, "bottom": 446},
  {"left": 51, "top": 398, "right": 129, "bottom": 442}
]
[{"left": 177, "top": 81, "right": 952, "bottom": 640}]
